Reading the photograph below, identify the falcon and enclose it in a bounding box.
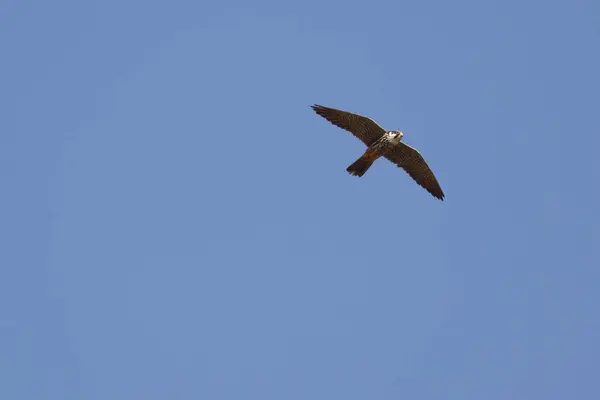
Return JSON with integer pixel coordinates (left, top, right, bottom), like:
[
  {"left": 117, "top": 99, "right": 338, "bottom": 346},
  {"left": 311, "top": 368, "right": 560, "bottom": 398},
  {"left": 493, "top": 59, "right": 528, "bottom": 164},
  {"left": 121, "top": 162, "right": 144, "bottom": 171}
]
[{"left": 311, "top": 104, "right": 445, "bottom": 200}]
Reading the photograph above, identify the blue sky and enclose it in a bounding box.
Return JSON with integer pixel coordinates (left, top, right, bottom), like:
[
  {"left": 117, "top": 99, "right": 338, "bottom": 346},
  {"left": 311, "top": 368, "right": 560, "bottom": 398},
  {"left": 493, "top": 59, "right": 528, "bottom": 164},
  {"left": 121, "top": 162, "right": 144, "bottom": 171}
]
[{"left": 1, "top": 0, "right": 599, "bottom": 399}]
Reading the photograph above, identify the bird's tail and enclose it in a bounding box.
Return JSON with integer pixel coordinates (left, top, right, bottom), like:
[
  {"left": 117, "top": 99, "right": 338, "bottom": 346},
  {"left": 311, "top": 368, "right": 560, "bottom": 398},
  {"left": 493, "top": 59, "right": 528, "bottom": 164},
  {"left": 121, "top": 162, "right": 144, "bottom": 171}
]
[{"left": 346, "top": 153, "right": 375, "bottom": 177}]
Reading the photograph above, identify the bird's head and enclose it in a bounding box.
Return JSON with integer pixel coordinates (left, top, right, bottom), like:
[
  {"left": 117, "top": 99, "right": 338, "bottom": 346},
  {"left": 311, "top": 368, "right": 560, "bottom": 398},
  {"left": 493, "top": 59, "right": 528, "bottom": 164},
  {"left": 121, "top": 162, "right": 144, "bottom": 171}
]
[{"left": 388, "top": 130, "right": 404, "bottom": 143}]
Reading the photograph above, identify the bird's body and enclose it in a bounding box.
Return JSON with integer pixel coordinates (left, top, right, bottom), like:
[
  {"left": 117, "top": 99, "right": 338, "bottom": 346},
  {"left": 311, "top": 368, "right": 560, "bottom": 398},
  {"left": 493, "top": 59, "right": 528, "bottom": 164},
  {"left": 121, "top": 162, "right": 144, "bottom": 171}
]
[
  {"left": 311, "top": 104, "right": 445, "bottom": 200},
  {"left": 346, "top": 132, "right": 403, "bottom": 176}
]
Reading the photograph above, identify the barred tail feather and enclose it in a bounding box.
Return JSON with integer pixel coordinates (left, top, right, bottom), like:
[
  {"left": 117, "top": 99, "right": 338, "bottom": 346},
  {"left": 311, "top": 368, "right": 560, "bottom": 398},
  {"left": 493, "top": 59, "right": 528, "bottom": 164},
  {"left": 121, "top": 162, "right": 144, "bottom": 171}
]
[{"left": 346, "top": 155, "right": 374, "bottom": 177}]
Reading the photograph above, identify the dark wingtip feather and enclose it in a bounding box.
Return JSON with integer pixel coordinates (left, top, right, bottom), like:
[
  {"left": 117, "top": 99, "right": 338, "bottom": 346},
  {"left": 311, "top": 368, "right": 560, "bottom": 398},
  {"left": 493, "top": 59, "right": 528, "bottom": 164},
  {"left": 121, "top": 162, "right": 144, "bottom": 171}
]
[{"left": 311, "top": 105, "right": 329, "bottom": 119}]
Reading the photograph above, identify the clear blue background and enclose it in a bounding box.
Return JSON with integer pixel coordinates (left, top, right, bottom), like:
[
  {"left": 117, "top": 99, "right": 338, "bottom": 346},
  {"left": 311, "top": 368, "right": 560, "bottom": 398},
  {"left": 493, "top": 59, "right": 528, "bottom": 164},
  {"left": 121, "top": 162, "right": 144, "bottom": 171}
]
[{"left": 2, "top": 0, "right": 599, "bottom": 399}]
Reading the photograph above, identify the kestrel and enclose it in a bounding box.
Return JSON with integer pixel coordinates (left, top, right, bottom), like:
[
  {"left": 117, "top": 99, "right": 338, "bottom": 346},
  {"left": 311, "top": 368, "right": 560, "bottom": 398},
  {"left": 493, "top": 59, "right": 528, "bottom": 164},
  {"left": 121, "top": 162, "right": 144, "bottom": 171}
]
[{"left": 311, "top": 104, "right": 445, "bottom": 200}]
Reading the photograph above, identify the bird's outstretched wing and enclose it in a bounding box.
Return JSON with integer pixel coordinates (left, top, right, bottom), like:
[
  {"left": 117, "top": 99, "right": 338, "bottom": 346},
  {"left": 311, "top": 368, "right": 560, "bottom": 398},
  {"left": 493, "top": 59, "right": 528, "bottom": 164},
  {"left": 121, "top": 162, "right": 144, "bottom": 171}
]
[
  {"left": 311, "top": 104, "right": 386, "bottom": 146},
  {"left": 384, "top": 142, "right": 445, "bottom": 200}
]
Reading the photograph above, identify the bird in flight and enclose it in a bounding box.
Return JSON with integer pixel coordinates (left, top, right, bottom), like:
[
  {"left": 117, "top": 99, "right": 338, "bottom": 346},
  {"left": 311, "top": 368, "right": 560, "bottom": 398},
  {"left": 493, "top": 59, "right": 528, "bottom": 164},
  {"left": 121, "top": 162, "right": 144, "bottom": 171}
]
[{"left": 311, "top": 104, "right": 445, "bottom": 201}]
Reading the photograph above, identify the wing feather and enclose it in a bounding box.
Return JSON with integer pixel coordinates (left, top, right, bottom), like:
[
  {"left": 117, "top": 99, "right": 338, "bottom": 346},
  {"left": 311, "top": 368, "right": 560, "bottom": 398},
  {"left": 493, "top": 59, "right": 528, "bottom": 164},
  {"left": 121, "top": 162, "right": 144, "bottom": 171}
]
[
  {"left": 384, "top": 142, "right": 445, "bottom": 200},
  {"left": 311, "top": 104, "right": 386, "bottom": 146}
]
